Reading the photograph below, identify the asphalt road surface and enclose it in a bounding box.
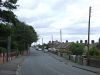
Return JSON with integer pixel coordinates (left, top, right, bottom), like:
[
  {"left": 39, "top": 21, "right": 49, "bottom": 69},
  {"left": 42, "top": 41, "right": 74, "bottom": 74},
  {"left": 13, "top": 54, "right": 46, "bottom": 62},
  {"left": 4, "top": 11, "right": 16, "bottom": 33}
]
[{"left": 18, "top": 48, "right": 98, "bottom": 75}]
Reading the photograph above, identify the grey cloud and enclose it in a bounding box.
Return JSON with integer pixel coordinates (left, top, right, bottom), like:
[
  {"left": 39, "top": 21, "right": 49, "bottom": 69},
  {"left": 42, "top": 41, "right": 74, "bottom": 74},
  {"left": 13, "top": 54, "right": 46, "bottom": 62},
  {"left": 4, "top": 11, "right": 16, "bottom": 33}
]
[
  {"left": 73, "top": 20, "right": 88, "bottom": 25},
  {"left": 18, "top": 17, "right": 34, "bottom": 23},
  {"left": 61, "top": 19, "right": 99, "bottom": 35},
  {"left": 40, "top": 32, "right": 60, "bottom": 36},
  {"left": 52, "top": 1, "right": 67, "bottom": 11},
  {"left": 63, "top": 25, "right": 100, "bottom": 35},
  {"left": 34, "top": 20, "right": 54, "bottom": 28},
  {"left": 18, "top": 14, "right": 54, "bottom": 23},
  {"left": 14, "top": 0, "right": 98, "bottom": 43},
  {"left": 17, "top": 0, "right": 40, "bottom": 9},
  {"left": 51, "top": 0, "right": 81, "bottom": 12}
]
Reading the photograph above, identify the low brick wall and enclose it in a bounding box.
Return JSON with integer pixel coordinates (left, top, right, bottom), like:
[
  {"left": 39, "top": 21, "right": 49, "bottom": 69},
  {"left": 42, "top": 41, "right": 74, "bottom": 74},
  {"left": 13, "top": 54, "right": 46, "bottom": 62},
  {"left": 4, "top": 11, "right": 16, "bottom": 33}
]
[
  {"left": 89, "top": 58, "right": 100, "bottom": 68},
  {"left": 58, "top": 53, "right": 100, "bottom": 68},
  {"left": 0, "top": 53, "right": 7, "bottom": 64}
]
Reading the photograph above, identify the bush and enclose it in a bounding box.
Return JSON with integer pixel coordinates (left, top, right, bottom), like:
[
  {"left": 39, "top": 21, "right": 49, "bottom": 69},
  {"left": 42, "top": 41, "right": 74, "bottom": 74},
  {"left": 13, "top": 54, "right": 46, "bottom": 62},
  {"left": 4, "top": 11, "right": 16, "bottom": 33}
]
[
  {"left": 59, "top": 49, "right": 67, "bottom": 53},
  {"left": 69, "top": 43, "right": 84, "bottom": 55},
  {"left": 89, "top": 46, "right": 100, "bottom": 56}
]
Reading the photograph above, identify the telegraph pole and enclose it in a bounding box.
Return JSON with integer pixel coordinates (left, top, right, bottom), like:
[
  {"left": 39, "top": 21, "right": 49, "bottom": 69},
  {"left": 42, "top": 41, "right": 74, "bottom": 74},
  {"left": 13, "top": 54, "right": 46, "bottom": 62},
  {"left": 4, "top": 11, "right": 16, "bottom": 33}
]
[
  {"left": 52, "top": 34, "right": 53, "bottom": 43},
  {"left": 42, "top": 38, "right": 43, "bottom": 45},
  {"left": 42, "top": 38, "right": 44, "bottom": 50},
  {"left": 52, "top": 34, "right": 53, "bottom": 49},
  {"left": 87, "top": 6, "right": 91, "bottom": 65}
]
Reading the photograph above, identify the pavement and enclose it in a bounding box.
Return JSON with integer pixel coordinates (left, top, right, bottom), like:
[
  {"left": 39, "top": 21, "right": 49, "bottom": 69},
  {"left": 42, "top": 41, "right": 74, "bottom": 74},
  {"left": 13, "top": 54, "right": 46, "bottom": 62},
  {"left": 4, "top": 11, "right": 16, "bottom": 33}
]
[
  {"left": 0, "top": 56, "right": 26, "bottom": 75},
  {"left": 48, "top": 52, "right": 100, "bottom": 75}
]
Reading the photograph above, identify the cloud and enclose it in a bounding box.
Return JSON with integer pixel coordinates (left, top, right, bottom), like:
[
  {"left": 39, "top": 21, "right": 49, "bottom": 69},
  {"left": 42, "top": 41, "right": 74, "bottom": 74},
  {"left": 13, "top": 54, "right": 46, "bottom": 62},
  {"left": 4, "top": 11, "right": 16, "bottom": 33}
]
[
  {"left": 14, "top": 0, "right": 100, "bottom": 44},
  {"left": 16, "top": 0, "right": 39, "bottom": 9}
]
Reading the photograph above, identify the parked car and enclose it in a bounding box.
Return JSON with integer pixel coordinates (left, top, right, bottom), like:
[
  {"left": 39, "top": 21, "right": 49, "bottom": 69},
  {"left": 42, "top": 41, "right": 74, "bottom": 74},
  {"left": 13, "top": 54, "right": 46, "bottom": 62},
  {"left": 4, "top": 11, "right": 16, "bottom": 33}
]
[
  {"left": 44, "top": 49, "right": 48, "bottom": 52},
  {"left": 38, "top": 48, "right": 42, "bottom": 51}
]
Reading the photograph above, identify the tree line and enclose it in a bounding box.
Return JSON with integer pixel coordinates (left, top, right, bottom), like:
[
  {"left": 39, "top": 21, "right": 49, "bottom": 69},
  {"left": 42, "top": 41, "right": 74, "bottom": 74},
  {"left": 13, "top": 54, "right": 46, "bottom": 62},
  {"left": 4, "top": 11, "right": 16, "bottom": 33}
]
[{"left": 0, "top": 0, "right": 38, "bottom": 56}]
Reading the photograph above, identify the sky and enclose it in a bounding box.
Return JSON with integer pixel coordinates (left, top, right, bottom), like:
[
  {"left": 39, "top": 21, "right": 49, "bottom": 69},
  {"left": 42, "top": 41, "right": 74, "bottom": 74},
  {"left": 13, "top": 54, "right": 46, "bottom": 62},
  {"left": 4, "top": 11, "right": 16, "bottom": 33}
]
[{"left": 14, "top": 0, "right": 100, "bottom": 44}]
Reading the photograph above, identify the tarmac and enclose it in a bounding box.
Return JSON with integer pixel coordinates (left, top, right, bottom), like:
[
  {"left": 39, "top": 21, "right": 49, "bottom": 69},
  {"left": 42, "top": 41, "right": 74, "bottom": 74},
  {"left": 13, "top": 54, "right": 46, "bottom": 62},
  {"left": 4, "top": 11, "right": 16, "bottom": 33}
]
[
  {"left": 48, "top": 52, "right": 100, "bottom": 75},
  {"left": 0, "top": 52, "right": 100, "bottom": 75}
]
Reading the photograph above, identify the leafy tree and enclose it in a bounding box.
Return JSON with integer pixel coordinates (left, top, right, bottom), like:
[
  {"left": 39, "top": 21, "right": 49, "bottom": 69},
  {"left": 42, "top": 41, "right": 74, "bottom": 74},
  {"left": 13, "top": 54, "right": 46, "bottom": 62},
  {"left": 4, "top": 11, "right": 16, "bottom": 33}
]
[
  {"left": 0, "top": 0, "right": 18, "bottom": 24},
  {"left": 0, "top": 23, "right": 12, "bottom": 49},
  {"left": 11, "top": 22, "right": 38, "bottom": 53},
  {"left": 0, "top": 0, "right": 18, "bottom": 52},
  {"left": 0, "top": 23, "right": 11, "bottom": 36},
  {"left": 69, "top": 43, "right": 84, "bottom": 55},
  {"left": 0, "top": 0, "right": 38, "bottom": 56}
]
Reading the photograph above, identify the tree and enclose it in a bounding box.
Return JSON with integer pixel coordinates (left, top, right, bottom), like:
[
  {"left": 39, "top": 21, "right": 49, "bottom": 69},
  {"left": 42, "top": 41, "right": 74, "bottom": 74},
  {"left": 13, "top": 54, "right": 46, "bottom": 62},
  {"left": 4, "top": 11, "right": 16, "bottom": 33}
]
[
  {"left": 42, "top": 43, "right": 49, "bottom": 49},
  {"left": 89, "top": 46, "right": 100, "bottom": 56},
  {"left": 0, "top": 0, "right": 18, "bottom": 24},
  {"left": 0, "top": 0, "right": 38, "bottom": 56},
  {"left": 0, "top": 23, "right": 11, "bottom": 37},
  {"left": 11, "top": 21, "right": 38, "bottom": 53},
  {"left": 69, "top": 43, "right": 84, "bottom": 55},
  {"left": 0, "top": 0, "right": 18, "bottom": 49}
]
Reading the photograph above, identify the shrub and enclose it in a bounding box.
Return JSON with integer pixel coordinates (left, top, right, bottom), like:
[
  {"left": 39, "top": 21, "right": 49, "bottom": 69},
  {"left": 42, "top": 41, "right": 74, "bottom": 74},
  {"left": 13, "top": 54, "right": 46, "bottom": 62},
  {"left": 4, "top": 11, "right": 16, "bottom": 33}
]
[
  {"left": 69, "top": 43, "right": 84, "bottom": 55},
  {"left": 89, "top": 46, "right": 100, "bottom": 56}
]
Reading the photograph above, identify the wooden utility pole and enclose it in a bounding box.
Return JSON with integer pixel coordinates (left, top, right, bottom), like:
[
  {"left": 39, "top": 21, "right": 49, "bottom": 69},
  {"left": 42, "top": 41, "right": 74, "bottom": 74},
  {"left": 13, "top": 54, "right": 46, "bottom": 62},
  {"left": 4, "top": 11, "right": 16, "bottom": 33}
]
[
  {"left": 52, "top": 34, "right": 53, "bottom": 48},
  {"left": 52, "top": 34, "right": 53, "bottom": 43},
  {"left": 87, "top": 6, "right": 91, "bottom": 65},
  {"left": 42, "top": 38, "right": 44, "bottom": 50},
  {"left": 42, "top": 38, "right": 43, "bottom": 45}
]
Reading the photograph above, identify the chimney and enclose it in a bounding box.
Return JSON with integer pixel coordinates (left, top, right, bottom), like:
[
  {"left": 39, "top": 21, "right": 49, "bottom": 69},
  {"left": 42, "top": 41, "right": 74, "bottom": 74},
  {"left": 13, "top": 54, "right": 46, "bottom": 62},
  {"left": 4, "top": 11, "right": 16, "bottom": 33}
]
[
  {"left": 66, "top": 40, "right": 68, "bottom": 43},
  {"left": 85, "top": 40, "right": 87, "bottom": 45},
  {"left": 99, "top": 38, "right": 100, "bottom": 44},
  {"left": 91, "top": 40, "right": 94, "bottom": 44},
  {"left": 80, "top": 40, "right": 83, "bottom": 43},
  {"left": 76, "top": 41, "right": 79, "bottom": 43}
]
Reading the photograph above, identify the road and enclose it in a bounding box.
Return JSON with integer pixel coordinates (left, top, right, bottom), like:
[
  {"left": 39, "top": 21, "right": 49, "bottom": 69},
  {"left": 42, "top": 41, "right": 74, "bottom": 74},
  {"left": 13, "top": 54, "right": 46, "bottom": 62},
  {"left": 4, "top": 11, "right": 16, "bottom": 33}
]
[{"left": 18, "top": 48, "right": 98, "bottom": 75}]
